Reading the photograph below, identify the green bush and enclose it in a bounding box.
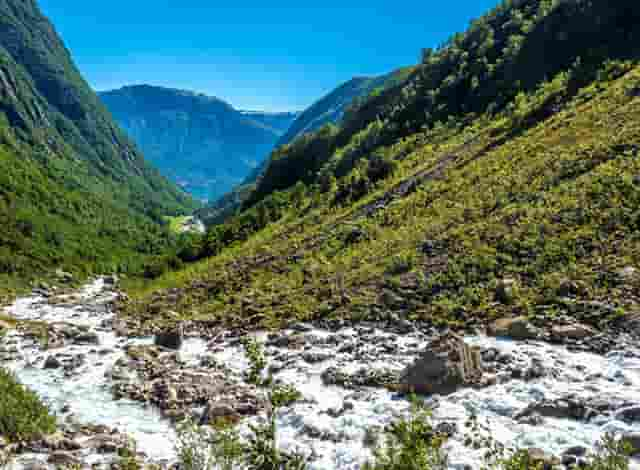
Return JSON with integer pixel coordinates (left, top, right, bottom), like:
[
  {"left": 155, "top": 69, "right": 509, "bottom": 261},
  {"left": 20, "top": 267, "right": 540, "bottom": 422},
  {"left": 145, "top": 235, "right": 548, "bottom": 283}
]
[{"left": 0, "top": 368, "right": 56, "bottom": 442}]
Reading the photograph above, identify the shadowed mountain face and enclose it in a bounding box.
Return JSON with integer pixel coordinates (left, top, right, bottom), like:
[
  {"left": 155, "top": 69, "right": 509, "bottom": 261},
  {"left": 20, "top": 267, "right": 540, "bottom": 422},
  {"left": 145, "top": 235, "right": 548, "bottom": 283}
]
[
  {"left": 0, "top": 0, "right": 196, "bottom": 277},
  {"left": 100, "top": 85, "right": 299, "bottom": 201}
]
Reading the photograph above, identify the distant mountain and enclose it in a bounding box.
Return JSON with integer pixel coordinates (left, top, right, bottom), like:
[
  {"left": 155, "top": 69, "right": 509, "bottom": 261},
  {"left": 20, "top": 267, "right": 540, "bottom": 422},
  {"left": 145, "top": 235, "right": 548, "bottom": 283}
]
[
  {"left": 99, "top": 86, "right": 299, "bottom": 201},
  {"left": 197, "top": 68, "right": 414, "bottom": 224},
  {"left": 0, "top": 0, "right": 196, "bottom": 279}
]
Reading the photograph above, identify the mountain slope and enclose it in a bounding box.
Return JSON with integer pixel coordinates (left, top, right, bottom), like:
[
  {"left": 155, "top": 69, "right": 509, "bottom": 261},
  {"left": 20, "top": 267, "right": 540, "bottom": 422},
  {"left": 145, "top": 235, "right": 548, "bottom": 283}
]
[
  {"left": 123, "top": 0, "right": 640, "bottom": 337},
  {"left": 276, "top": 68, "right": 414, "bottom": 148},
  {"left": 0, "top": 0, "right": 196, "bottom": 283},
  {"left": 99, "top": 85, "right": 298, "bottom": 201},
  {"left": 196, "top": 69, "right": 413, "bottom": 225}
]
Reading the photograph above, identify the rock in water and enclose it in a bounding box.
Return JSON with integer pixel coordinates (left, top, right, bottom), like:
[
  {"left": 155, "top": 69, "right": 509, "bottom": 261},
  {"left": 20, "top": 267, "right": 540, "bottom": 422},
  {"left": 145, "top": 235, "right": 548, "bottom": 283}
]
[
  {"left": 398, "top": 333, "right": 483, "bottom": 395},
  {"left": 488, "top": 316, "right": 539, "bottom": 340},
  {"left": 154, "top": 325, "right": 183, "bottom": 350}
]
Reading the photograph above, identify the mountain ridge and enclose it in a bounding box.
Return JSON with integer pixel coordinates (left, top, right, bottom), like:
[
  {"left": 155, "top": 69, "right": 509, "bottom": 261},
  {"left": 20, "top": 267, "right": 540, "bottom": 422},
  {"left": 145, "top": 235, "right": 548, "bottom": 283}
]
[{"left": 99, "top": 85, "right": 299, "bottom": 201}]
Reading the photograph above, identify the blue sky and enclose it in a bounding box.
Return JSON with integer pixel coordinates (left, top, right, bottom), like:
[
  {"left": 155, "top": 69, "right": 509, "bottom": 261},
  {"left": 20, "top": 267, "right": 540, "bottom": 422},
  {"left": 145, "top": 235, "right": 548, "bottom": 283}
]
[{"left": 39, "top": 1, "right": 499, "bottom": 111}]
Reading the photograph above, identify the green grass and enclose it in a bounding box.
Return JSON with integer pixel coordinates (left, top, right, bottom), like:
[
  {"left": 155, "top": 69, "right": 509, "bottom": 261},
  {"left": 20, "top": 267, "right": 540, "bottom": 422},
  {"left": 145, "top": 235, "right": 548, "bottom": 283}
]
[
  {"left": 122, "top": 62, "right": 640, "bottom": 334},
  {"left": 0, "top": 368, "right": 56, "bottom": 442}
]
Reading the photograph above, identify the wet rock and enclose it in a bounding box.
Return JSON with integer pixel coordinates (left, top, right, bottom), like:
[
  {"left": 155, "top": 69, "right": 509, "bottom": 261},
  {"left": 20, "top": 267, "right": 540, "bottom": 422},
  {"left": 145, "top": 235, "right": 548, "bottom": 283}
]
[
  {"left": 488, "top": 316, "right": 539, "bottom": 340},
  {"left": 518, "top": 413, "right": 544, "bottom": 426},
  {"left": 563, "top": 446, "right": 587, "bottom": 458},
  {"left": 43, "top": 355, "right": 62, "bottom": 369},
  {"left": 616, "top": 405, "right": 640, "bottom": 422},
  {"left": 516, "top": 397, "right": 597, "bottom": 422},
  {"left": 74, "top": 331, "right": 100, "bottom": 345},
  {"left": 302, "top": 351, "right": 332, "bottom": 364},
  {"left": 289, "top": 322, "right": 314, "bottom": 333},
  {"left": 322, "top": 366, "right": 399, "bottom": 389},
  {"left": 82, "top": 434, "right": 123, "bottom": 453},
  {"left": 397, "top": 333, "right": 483, "bottom": 395},
  {"left": 495, "top": 278, "right": 518, "bottom": 304},
  {"left": 435, "top": 422, "right": 457, "bottom": 437},
  {"left": 47, "top": 451, "right": 81, "bottom": 467},
  {"left": 154, "top": 325, "right": 184, "bottom": 350},
  {"left": 551, "top": 323, "right": 596, "bottom": 340}
]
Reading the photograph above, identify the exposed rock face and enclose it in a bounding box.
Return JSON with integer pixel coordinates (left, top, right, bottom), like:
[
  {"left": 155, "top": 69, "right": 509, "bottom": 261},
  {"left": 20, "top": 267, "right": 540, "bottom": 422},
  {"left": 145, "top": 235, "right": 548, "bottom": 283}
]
[
  {"left": 398, "top": 333, "right": 483, "bottom": 395},
  {"left": 154, "top": 325, "right": 184, "bottom": 350},
  {"left": 489, "top": 316, "right": 539, "bottom": 340}
]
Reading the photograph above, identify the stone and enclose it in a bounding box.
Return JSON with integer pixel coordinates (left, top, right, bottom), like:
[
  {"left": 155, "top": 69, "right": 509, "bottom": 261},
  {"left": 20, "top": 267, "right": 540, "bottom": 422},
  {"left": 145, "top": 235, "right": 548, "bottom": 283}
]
[
  {"left": 488, "top": 316, "right": 539, "bottom": 340},
  {"left": 43, "top": 355, "right": 62, "bottom": 369},
  {"left": 47, "top": 451, "right": 81, "bottom": 467},
  {"left": 74, "top": 331, "right": 100, "bottom": 345},
  {"left": 563, "top": 446, "right": 588, "bottom": 457},
  {"left": 495, "top": 278, "right": 518, "bottom": 304},
  {"left": 154, "top": 325, "right": 184, "bottom": 350},
  {"left": 397, "top": 333, "right": 483, "bottom": 395},
  {"left": 616, "top": 405, "right": 640, "bottom": 422},
  {"left": 558, "top": 279, "right": 589, "bottom": 298},
  {"left": 551, "top": 323, "right": 596, "bottom": 340}
]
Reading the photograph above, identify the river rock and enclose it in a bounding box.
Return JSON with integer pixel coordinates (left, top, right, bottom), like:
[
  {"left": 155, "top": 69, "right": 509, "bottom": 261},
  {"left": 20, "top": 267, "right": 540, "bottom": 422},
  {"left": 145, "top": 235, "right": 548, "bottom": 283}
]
[
  {"left": 43, "top": 355, "right": 62, "bottom": 369},
  {"left": 488, "top": 316, "right": 539, "bottom": 340},
  {"left": 154, "top": 325, "right": 183, "bottom": 350},
  {"left": 616, "top": 405, "right": 640, "bottom": 422},
  {"left": 47, "top": 451, "right": 81, "bottom": 467},
  {"left": 551, "top": 323, "right": 596, "bottom": 340},
  {"left": 397, "top": 333, "right": 483, "bottom": 395},
  {"left": 74, "top": 331, "right": 100, "bottom": 345}
]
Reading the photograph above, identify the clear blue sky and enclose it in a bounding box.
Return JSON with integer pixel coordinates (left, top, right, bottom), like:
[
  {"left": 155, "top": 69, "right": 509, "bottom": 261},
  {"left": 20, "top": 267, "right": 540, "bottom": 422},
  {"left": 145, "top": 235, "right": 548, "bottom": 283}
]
[{"left": 39, "top": 1, "right": 499, "bottom": 111}]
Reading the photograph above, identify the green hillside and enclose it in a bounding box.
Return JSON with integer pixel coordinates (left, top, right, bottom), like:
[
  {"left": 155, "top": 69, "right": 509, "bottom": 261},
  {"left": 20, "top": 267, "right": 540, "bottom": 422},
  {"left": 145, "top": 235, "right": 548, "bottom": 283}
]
[
  {"left": 123, "top": 0, "right": 640, "bottom": 335},
  {"left": 0, "top": 0, "right": 197, "bottom": 291}
]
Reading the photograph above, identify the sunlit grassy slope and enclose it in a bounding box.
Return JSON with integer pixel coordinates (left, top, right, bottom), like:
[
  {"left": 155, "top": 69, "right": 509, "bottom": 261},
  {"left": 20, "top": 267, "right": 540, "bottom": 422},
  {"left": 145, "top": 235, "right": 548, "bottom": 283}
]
[{"left": 123, "top": 63, "right": 640, "bottom": 331}]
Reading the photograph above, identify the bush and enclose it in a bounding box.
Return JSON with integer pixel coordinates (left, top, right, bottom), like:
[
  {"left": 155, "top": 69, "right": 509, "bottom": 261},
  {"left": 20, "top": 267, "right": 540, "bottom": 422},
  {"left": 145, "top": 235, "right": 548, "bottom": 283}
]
[
  {"left": 363, "top": 398, "right": 448, "bottom": 470},
  {"left": 0, "top": 368, "right": 56, "bottom": 442}
]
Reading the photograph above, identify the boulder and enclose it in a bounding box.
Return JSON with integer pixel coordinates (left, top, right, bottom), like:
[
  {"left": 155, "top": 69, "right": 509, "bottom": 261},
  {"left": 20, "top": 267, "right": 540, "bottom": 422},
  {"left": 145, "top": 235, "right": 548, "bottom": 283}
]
[
  {"left": 43, "top": 355, "right": 62, "bottom": 369},
  {"left": 74, "top": 331, "right": 100, "bottom": 345},
  {"left": 154, "top": 325, "right": 183, "bottom": 350},
  {"left": 47, "top": 451, "right": 81, "bottom": 467},
  {"left": 397, "top": 333, "right": 483, "bottom": 395},
  {"left": 551, "top": 323, "right": 596, "bottom": 340},
  {"left": 489, "top": 316, "right": 539, "bottom": 340}
]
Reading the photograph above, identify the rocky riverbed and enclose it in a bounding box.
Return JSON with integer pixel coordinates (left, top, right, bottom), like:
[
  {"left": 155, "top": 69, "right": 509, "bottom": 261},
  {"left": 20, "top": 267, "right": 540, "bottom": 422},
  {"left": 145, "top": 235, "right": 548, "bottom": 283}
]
[{"left": 1, "top": 279, "right": 640, "bottom": 469}]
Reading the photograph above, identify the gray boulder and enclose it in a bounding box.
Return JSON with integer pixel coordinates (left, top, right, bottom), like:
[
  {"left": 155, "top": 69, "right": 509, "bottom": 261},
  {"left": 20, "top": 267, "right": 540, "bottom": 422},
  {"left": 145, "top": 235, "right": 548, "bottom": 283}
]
[
  {"left": 398, "top": 333, "right": 483, "bottom": 395},
  {"left": 154, "top": 325, "right": 184, "bottom": 350}
]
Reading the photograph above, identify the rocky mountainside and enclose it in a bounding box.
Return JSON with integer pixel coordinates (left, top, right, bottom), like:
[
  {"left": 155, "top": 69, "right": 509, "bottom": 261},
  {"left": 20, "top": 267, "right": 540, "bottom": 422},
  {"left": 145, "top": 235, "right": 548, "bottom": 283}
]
[
  {"left": 100, "top": 85, "right": 298, "bottom": 201},
  {"left": 0, "top": 0, "right": 196, "bottom": 282}
]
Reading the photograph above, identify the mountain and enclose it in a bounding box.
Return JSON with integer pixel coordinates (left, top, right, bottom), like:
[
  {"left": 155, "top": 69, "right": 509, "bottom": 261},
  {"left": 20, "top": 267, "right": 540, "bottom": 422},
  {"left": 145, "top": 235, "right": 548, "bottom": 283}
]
[
  {"left": 276, "top": 68, "right": 414, "bottom": 148},
  {"left": 196, "top": 68, "right": 413, "bottom": 225},
  {"left": 126, "top": 0, "right": 640, "bottom": 344},
  {"left": 0, "top": 0, "right": 196, "bottom": 282},
  {"left": 99, "top": 86, "right": 299, "bottom": 201}
]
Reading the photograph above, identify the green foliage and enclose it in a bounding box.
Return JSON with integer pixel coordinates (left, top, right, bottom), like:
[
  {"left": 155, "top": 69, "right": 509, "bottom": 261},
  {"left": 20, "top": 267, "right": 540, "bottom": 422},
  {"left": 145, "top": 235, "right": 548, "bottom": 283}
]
[
  {"left": 0, "top": 368, "right": 56, "bottom": 442},
  {"left": 243, "top": 337, "right": 268, "bottom": 386},
  {"left": 363, "top": 398, "right": 448, "bottom": 470},
  {"left": 176, "top": 419, "right": 244, "bottom": 470},
  {"left": 270, "top": 384, "right": 302, "bottom": 409}
]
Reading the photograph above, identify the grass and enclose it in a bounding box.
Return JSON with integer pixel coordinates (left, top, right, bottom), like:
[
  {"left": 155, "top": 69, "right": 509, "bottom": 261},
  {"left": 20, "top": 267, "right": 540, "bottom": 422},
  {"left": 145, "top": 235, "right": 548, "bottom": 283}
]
[
  {"left": 0, "top": 368, "right": 56, "bottom": 442},
  {"left": 122, "top": 62, "right": 640, "bottom": 335}
]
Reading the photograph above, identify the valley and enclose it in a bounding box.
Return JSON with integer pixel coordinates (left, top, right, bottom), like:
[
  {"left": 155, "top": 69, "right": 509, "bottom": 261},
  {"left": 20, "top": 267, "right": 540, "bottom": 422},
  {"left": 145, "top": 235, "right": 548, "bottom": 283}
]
[{"left": 2, "top": 0, "right": 640, "bottom": 468}]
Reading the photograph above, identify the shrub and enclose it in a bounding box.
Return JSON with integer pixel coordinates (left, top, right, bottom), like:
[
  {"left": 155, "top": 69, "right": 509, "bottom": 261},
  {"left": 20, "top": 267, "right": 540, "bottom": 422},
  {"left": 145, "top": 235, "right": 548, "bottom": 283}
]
[
  {"left": 363, "top": 398, "right": 448, "bottom": 470},
  {"left": 0, "top": 368, "right": 56, "bottom": 442}
]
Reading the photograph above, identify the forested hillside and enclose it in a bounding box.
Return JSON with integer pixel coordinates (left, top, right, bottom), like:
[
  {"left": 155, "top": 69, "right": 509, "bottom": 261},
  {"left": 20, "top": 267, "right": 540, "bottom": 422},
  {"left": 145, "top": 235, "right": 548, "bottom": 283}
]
[
  {"left": 0, "top": 0, "right": 196, "bottom": 290},
  {"left": 124, "top": 0, "right": 640, "bottom": 337}
]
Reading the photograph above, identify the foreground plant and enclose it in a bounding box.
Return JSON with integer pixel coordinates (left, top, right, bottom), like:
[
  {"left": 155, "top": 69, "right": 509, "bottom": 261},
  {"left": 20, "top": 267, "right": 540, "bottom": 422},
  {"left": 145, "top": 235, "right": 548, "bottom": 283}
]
[
  {"left": 0, "top": 368, "right": 56, "bottom": 442},
  {"left": 363, "top": 397, "right": 448, "bottom": 470}
]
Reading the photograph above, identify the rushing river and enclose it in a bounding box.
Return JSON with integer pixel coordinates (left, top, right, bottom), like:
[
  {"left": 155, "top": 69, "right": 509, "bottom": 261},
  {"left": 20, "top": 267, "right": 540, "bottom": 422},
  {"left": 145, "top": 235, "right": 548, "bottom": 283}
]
[{"left": 2, "top": 279, "right": 640, "bottom": 469}]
